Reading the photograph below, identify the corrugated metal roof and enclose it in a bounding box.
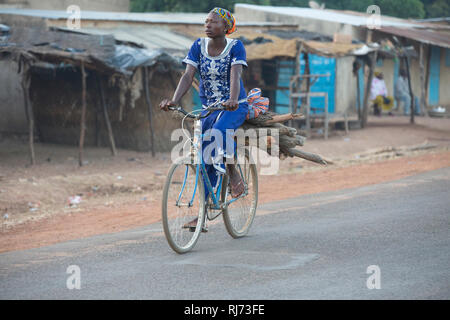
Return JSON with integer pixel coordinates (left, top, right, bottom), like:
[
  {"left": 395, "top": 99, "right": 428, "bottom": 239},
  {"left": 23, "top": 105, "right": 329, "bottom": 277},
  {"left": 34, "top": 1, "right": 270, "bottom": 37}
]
[
  {"left": 378, "top": 26, "right": 450, "bottom": 49},
  {"left": 236, "top": 4, "right": 450, "bottom": 49},
  {"left": 68, "top": 26, "right": 193, "bottom": 52},
  {"left": 235, "top": 3, "right": 426, "bottom": 29},
  {"left": 0, "top": 9, "right": 206, "bottom": 24},
  {"left": 0, "top": 25, "right": 182, "bottom": 75}
]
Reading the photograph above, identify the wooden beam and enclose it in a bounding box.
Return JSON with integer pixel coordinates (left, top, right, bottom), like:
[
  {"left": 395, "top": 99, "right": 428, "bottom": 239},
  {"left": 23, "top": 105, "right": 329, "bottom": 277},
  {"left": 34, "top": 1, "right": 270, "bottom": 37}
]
[
  {"left": 419, "top": 43, "right": 427, "bottom": 117},
  {"left": 20, "top": 61, "right": 35, "bottom": 166},
  {"left": 424, "top": 44, "right": 431, "bottom": 117},
  {"left": 303, "top": 52, "right": 311, "bottom": 106},
  {"left": 98, "top": 75, "right": 117, "bottom": 156},
  {"left": 290, "top": 42, "right": 303, "bottom": 121},
  {"left": 361, "top": 51, "right": 377, "bottom": 128},
  {"left": 79, "top": 62, "right": 87, "bottom": 167},
  {"left": 144, "top": 67, "right": 155, "bottom": 157},
  {"left": 404, "top": 56, "right": 415, "bottom": 124}
]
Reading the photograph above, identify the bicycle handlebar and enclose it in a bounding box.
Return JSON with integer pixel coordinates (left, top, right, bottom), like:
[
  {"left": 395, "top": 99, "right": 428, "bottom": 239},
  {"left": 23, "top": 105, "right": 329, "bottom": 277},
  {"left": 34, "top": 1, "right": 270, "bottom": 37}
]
[{"left": 168, "top": 103, "right": 226, "bottom": 119}]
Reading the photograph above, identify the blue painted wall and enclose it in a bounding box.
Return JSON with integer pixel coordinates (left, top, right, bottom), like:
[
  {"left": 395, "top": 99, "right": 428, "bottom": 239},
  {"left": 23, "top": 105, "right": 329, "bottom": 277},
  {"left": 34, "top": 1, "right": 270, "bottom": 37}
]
[
  {"left": 305, "top": 54, "right": 336, "bottom": 114},
  {"left": 393, "top": 58, "right": 399, "bottom": 108},
  {"left": 358, "top": 63, "right": 365, "bottom": 110},
  {"left": 428, "top": 46, "right": 441, "bottom": 106}
]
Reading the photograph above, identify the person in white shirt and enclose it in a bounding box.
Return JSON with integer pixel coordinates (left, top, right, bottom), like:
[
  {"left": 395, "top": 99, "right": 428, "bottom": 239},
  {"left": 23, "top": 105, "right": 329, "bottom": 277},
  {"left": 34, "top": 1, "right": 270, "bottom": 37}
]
[{"left": 394, "top": 69, "right": 420, "bottom": 115}]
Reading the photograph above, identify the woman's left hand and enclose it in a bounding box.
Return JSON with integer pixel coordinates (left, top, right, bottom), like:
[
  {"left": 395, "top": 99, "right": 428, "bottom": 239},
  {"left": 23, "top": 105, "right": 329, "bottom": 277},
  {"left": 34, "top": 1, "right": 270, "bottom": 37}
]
[{"left": 222, "top": 99, "right": 239, "bottom": 111}]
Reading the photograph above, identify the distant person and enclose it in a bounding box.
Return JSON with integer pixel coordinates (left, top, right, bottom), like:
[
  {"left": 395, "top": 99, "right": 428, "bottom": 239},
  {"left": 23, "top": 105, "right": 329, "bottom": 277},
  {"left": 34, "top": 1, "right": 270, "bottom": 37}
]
[
  {"left": 395, "top": 69, "right": 420, "bottom": 115},
  {"left": 370, "top": 71, "right": 394, "bottom": 116}
]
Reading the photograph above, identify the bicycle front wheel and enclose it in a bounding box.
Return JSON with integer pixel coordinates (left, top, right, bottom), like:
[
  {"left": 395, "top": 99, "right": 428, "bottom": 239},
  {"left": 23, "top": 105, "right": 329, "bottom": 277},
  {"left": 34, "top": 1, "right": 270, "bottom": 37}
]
[
  {"left": 221, "top": 152, "right": 258, "bottom": 238},
  {"left": 162, "top": 161, "right": 205, "bottom": 254}
]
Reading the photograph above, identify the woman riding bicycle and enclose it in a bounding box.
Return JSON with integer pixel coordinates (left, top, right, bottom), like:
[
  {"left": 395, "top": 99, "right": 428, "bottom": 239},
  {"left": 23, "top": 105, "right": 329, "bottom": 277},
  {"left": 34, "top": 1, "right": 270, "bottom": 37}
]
[{"left": 159, "top": 7, "right": 248, "bottom": 204}]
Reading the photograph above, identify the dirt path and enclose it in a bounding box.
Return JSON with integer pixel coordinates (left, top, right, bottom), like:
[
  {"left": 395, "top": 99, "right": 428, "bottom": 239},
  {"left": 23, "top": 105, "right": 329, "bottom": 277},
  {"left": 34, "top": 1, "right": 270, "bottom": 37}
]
[{"left": 1, "top": 116, "right": 449, "bottom": 253}]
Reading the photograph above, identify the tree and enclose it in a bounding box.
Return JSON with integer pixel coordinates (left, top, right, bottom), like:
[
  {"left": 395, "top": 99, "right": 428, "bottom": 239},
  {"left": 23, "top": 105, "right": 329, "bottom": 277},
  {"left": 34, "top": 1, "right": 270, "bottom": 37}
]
[
  {"left": 375, "top": 0, "right": 425, "bottom": 19},
  {"left": 322, "top": 0, "right": 373, "bottom": 12},
  {"left": 130, "top": 0, "right": 271, "bottom": 13},
  {"left": 423, "top": 0, "right": 450, "bottom": 18}
]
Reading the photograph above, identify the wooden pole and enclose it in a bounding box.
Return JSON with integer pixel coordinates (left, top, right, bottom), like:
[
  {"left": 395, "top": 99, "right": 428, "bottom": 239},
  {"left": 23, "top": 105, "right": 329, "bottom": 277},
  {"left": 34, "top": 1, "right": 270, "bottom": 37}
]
[
  {"left": 21, "top": 62, "right": 35, "bottom": 166},
  {"left": 95, "top": 106, "right": 100, "bottom": 147},
  {"left": 303, "top": 53, "right": 311, "bottom": 136},
  {"left": 324, "top": 92, "right": 329, "bottom": 139},
  {"left": 420, "top": 43, "right": 430, "bottom": 117},
  {"left": 144, "top": 67, "right": 155, "bottom": 157},
  {"left": 290, "top": 42, "right": 303, "bottom": 128},
  {"left": 419, "top": 43, "right": 426, "bottom": 117},
  {"left": 356, "top": 61, "right": 362, "bottom": 121},
  {"left": 97, "top": 75, "right": 117, "bottom": 156},
  {"left": 423, "top": 44, "right": 431, "bottom": 117},
  {"left": 361, "top": 51, "right": 377, "bottom": 128},
  {"left": 79, "top": 62, "right": 87, "bottom": 167},
  {"left": 404, "top": 56, "right": 415, "bottom": 124},
  {"left": 304, "top": 53, "right": 311, "bottom": 106}
]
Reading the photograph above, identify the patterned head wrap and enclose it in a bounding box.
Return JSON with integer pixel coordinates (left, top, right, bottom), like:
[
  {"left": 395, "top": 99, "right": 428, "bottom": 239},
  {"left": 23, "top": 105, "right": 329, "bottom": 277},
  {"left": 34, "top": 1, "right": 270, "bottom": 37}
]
[{"left": 210, "top": 7, "right": 236, "bottom": 35}]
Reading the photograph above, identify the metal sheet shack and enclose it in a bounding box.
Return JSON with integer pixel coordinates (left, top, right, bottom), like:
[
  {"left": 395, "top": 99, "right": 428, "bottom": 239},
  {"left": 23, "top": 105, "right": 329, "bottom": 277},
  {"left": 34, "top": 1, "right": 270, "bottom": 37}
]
[
  {"left": 0, "top": 8, "right": 301, "bottom": 165},
  {"left": 0, "top": 8, "right": 388, "bottom": 166},
  {"left": 235, "top": 3, "right": 450, "bottom": 119},
  {"left": 0, "top": 20, "right": 184, "bottom": 166}
]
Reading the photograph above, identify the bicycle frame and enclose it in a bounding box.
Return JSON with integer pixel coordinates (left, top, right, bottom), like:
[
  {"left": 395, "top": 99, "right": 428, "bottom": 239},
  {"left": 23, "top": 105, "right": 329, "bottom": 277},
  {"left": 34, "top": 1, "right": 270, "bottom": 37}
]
[
  {"left": 176, "top": 124, "right": 247, "bottom": 215},
  {"left": 163, "top": 103, "right": 258, "bottom": 253}
]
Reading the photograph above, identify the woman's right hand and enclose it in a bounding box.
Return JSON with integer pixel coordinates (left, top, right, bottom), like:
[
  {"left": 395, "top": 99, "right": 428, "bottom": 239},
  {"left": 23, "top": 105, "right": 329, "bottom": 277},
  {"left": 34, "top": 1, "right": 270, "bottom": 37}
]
[{"left": 159, "top": 99, "right": 177, "bottom": 111}]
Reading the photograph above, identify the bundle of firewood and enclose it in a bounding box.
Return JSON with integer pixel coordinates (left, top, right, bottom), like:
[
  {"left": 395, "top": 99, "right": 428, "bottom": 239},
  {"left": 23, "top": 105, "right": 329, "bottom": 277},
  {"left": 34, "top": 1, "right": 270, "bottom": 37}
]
[
  {"left": 171, "top": 110, "right": 329, "bottom": 166},
  {"left": 242, "top": 111, "right": 329, "bottom": 165}
]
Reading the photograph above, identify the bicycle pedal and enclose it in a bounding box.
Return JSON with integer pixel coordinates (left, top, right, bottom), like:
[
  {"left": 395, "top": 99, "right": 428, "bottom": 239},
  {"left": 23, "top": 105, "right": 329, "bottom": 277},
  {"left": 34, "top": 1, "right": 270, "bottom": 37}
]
[{"left": 188, "top": 226, "right": 208, "bottom": 233}]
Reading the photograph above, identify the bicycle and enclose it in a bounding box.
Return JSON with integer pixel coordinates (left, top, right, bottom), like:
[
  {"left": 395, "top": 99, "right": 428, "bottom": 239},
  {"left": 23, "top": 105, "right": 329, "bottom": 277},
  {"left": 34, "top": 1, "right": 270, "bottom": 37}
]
[{"left": 161, "top": 102, "right": 258, "bottom": 254}]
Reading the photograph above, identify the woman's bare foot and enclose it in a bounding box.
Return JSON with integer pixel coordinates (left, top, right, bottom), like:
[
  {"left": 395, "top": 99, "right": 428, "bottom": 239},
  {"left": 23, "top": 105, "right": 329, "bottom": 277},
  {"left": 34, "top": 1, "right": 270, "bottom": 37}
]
[{"left": 227, "top": 164, "right": 245, "bottom": 198}]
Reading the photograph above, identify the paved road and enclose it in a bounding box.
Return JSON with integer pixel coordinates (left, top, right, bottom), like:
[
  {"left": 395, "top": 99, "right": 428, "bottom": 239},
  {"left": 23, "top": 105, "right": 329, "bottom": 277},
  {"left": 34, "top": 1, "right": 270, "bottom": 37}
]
[{"left": 1, "top": 167, "right": 449, "bottom": 300}]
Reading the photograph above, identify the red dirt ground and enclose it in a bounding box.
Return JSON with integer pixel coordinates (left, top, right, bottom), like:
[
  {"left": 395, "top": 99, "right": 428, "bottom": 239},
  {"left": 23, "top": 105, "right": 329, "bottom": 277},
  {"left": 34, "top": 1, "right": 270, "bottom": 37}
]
[{"left": 1, "top": 116, "right": 449, "bottom": 253}]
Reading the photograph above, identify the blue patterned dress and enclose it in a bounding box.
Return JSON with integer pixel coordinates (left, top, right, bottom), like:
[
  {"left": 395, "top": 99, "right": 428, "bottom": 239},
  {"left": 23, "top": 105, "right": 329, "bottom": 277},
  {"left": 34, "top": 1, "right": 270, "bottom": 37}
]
[{"left": 183, "top": 37, "right": 249, "bottom": 199}]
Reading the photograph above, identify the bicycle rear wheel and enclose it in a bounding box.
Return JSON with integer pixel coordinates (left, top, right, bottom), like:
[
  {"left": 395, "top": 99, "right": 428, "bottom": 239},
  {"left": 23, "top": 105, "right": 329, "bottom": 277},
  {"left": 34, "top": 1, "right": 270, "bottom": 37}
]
[
  {"left": 221, "top": 152, "right": 258, "bottom": 238},
  {"left": 162, "top": 161, "right": 205, "bottom": 254}
]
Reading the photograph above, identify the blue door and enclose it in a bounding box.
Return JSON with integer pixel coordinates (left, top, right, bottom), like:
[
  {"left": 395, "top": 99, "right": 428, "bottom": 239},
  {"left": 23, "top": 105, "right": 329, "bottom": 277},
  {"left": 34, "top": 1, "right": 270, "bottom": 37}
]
[
  {"left": 301, "top": 54, "right": 336, "bottom": 114},
  {"left": 274, "top": 60, "right": 296, "bottom": 114},
  {"left": 428, "top": 46, "right": 440, "bottom": 106},
  {"left": 274, "top": 54, "right": 336, "bottom": 114}
]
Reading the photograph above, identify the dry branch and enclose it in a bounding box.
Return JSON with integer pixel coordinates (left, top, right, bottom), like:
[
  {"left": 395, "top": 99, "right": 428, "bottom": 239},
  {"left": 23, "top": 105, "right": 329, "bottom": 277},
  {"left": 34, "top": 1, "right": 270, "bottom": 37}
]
[{"left": 281, "top": 147, "right": 330, "bottom": 165}]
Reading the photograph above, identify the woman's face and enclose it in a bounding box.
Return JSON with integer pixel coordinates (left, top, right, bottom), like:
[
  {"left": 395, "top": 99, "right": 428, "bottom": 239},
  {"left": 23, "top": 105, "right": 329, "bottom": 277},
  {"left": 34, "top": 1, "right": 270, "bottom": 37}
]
[{"left": 204, "top": 12, "right": 227, "bottom": 38}]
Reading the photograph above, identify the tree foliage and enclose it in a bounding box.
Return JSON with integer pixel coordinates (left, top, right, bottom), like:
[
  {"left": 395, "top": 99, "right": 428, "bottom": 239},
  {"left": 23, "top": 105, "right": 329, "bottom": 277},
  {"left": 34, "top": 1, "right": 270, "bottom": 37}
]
[
  {"left": 130, "top": 0, "right": 270, "bottom": 13},
  {"left": 374, "top": 0, "right": 425, "bottom": 19},
  {"left": 423, "top": 0, "right": 450, "bottom": 18},
  {"left": 130, "top": 0, "right": 450, "bottom": 19}
]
